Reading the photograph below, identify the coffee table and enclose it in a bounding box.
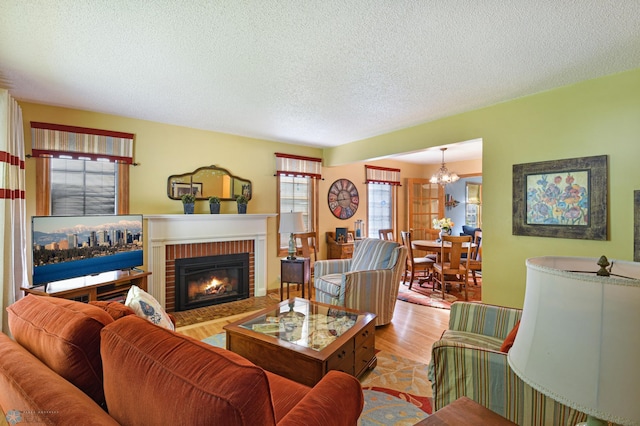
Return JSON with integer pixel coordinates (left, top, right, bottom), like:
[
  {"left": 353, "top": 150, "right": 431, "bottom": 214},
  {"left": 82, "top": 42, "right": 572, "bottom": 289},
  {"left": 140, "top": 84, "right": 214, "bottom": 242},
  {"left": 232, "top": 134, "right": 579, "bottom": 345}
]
[{"left": 223, "top": 298, "right": 377, "bottom": 387}]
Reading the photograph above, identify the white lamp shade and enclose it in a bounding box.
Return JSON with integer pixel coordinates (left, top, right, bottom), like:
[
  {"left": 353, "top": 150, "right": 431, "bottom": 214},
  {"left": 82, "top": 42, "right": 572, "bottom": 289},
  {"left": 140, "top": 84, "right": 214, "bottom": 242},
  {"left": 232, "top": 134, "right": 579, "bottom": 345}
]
[
  {"left": 279, "top": 212, "right": 305, "bottom": 234},
  {"left": 508, "top": 256, "right": 640, "bottom": 425}
]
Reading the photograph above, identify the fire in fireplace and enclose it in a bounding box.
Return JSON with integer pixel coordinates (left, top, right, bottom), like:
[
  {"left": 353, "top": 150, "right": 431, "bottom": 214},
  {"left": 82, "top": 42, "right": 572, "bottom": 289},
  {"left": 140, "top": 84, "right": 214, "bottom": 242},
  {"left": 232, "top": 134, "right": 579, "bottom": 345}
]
[{"left": 175, "top": 253, "right": 249, "bottom": 311}]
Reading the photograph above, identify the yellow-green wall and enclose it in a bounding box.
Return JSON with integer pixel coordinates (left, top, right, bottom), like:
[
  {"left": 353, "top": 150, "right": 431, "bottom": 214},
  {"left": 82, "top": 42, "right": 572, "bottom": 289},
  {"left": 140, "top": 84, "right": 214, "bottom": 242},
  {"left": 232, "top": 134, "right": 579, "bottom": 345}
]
[{"left": 326, "top": 67, "right": 640, "bottom": 308}]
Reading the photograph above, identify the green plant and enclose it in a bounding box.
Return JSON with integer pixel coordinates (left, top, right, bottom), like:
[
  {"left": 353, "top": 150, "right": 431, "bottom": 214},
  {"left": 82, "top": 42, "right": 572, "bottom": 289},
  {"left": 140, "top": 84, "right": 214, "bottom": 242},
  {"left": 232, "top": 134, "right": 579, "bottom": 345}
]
[
  {"left": 181, "top": 193, "right": 196, "bottom": 204},
  {"left": 236, "top": 195, "right": 248, "bottom": 204},
  {"left": 208, "top": 196, "right": 221, "bottom": 204}
]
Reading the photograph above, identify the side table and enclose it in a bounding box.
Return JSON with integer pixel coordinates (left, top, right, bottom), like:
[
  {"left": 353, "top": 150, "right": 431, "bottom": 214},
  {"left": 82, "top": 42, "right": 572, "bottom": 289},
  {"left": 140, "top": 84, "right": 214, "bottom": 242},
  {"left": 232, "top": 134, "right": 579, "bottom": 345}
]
[{"left": 280, "top": 257, "right": 310, "bottom": 300}]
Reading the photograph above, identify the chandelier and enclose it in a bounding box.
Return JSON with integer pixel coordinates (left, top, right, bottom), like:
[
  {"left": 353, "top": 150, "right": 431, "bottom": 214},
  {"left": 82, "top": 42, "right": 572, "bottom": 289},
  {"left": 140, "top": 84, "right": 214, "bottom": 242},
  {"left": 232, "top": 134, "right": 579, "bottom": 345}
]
[{"left": 430, "top": 147, "right": 459, "bottom": 185}]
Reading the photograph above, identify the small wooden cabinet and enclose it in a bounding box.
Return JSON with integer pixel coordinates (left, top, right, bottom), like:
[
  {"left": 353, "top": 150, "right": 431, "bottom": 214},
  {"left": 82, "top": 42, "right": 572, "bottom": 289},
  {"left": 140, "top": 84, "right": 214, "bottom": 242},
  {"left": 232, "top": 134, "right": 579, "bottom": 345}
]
[
  {"left": 22, "top": 270, "right": 151, "bottom": 303},
  {"left": 326, "top": 231, "right": 354, "bottom": 259},
  {"left": 280, "top": 257, "right": 310, "bottom": 300}
]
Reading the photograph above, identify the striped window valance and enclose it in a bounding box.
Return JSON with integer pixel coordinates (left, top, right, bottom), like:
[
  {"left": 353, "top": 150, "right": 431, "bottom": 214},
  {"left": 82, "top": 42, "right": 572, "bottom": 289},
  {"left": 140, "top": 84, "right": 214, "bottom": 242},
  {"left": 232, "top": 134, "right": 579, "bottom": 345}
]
[
  {"left": 275, "top": 152, "right": 322, "bottom": 179},
  {"left": 30, "top": 122, "right": 135, "bottom": 164},
  {"left": 365, "top": 165, "right": 401, "bottom": 185}
]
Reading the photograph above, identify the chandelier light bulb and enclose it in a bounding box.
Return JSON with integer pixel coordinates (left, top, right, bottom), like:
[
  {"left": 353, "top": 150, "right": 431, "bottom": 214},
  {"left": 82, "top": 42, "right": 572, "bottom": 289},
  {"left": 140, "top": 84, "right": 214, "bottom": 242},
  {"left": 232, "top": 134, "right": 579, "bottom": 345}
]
[{"left": 430, "top": 147, "right": 459, "bottom": 185}]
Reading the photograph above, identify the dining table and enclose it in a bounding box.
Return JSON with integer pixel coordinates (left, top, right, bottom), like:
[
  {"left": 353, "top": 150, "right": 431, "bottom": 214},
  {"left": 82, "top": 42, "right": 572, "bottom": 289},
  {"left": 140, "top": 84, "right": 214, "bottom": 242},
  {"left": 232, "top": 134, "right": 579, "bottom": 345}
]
[{"left": 411, "top": 239, "right": 476, "bottom": 261}]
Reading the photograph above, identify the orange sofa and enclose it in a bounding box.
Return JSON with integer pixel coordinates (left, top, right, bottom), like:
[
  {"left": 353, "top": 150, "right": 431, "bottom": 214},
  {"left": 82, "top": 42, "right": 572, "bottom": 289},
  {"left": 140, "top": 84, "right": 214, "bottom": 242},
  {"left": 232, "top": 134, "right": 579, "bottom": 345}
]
[{"left": 0, "top": 295, "right": 364, "bottom": 425}]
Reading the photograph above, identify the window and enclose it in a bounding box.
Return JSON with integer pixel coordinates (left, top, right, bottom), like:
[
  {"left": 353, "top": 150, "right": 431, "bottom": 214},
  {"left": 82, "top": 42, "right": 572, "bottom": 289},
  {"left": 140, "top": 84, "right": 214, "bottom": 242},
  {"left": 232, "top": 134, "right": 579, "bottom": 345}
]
[
  {"left": 275, "top": 153, "right": 322, "bottom": 254},
  {"left": 365, "top": 165, "right": 400, "bottom": 238},
  {"left": 31, "top": 122, "right": 134, "bottom": 215},
  {"left": 50, "top": 158, "right": 117, "bottom": 215},
  {"left": 278, "top": 176, "right": 316, "bottom": 251},
  {"left": 367, "top": 184, "right": 393, "bottom": 237}
]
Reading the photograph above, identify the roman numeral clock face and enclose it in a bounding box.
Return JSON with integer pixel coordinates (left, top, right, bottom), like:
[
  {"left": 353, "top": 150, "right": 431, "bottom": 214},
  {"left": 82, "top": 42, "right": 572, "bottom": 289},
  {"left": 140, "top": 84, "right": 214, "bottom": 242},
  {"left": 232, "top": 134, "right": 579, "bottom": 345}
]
[{"left": 328, "top": 179, "right": 359, "bottom": 219}]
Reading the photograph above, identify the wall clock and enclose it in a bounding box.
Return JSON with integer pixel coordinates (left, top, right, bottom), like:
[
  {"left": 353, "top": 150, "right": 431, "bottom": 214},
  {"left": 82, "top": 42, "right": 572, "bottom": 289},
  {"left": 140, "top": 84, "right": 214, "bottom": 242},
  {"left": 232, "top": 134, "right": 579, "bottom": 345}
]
[{"left": 328, "top": 179, "right": 359, "bottom": 219}]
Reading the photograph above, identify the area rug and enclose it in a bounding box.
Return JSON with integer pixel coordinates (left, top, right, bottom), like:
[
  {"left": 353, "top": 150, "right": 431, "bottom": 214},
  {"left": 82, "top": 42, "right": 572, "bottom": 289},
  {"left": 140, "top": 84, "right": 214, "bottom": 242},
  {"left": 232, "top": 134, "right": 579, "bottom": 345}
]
[
  {"left": 202, "top": 334, "right": 432, "bottom": 425},
  {"left": 397, "top": 280, "right": 481, "bottom": 310}
]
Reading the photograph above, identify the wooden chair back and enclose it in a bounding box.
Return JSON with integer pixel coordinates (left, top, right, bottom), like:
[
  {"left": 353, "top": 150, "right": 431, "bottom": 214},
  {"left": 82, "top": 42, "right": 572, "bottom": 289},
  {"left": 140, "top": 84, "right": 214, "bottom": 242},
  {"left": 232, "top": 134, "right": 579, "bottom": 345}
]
[
  {"left": 379, "top": 229, "right": 394, "bottom": 241},
  {"left": 441, "top": 235, "right": 472, "bottom": 270},
  {"left": 400, "top": 231, "right": 415, "bottom": 262},
  {"left": 294, "top": 232, "right": 318, "bottom": 270},
  {"left": 472, "top": 230, "right": 482, "bottom": 261}
]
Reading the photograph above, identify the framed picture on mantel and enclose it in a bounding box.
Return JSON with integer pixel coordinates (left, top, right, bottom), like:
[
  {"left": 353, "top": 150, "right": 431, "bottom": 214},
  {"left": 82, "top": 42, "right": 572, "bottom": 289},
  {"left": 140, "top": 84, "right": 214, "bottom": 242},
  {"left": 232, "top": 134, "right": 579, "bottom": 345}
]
[{"left": 512, "top": 155, "right": 608, "bottom": 240}]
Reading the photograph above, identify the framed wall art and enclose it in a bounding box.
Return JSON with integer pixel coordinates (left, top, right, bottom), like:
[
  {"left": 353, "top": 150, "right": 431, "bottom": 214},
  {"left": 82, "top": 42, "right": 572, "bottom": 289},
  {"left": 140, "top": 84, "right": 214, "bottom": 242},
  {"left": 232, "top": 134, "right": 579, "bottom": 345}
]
[
  {"left": 172, "top": 182, "right": 203, "bottom": 198},
  {"left": 634, "top": 190, "right": 640, "bottom": 261},
  {"left": 512, "top": 155, "right": 608, "bottom": 240}
]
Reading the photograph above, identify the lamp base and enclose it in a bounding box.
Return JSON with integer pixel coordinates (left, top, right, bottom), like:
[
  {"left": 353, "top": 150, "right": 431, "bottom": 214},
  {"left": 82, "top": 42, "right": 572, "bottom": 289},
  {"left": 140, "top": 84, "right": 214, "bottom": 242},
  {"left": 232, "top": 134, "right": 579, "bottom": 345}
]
[{"left": 287, "top": 233, "right": 297, "bottom": 260}]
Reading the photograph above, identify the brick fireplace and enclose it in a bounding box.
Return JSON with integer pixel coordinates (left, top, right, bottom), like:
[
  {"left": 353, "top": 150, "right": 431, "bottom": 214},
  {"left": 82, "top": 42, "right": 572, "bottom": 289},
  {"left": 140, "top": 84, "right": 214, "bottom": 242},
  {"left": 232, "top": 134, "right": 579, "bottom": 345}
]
[
  {"left": 145, "top": 214, "right": 275, "bottom": 311},
  {"left": 167, "top": 242, "right": 253, "bottom": 312}
]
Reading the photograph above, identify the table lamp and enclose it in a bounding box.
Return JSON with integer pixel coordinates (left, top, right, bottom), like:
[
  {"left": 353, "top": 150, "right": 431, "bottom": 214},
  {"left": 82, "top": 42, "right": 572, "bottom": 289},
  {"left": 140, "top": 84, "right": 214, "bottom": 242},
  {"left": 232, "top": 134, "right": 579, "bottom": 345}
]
[
  {"left": 508, "top": 256, "right": 640, "bottom": 426},
  {"left": 279, "top": 212, "right": 305, "bottom": 260}
]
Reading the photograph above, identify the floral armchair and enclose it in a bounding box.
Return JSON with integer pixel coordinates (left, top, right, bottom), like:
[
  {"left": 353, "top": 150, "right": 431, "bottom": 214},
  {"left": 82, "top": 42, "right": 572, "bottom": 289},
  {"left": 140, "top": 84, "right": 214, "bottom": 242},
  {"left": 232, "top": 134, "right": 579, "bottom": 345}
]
[
  {"left": 428, "top": 302, "right": 587, "bottom": 426},
  {"left": 313, "top": 238, "right": 407, "bottom": 326}
]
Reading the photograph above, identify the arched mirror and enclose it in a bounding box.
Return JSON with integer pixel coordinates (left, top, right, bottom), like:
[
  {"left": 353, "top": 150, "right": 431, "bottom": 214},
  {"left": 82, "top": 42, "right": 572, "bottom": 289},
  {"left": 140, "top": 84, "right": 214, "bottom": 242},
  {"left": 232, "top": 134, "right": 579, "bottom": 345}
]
[{"left": 167, "top": 166, "right": 252, "bottom": 201}]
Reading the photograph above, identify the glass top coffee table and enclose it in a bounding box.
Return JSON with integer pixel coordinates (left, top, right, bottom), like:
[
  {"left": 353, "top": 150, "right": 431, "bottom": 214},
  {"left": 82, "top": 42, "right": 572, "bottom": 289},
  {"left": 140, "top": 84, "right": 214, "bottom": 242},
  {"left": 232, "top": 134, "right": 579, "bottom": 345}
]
[{"left": 223, "top": 297, "right": 377, "bottom": 387}]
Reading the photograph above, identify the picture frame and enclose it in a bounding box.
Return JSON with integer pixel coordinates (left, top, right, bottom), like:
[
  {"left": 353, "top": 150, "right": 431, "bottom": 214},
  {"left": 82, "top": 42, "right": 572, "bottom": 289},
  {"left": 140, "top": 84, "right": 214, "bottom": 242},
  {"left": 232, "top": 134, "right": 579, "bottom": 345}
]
[
  {"left": 172, "top": 182, "right": 203, "bottom": 198},
  {"left": 347, "top": 232, "right": 354, "bottom": 243},
  {"left": 512, "top": 155, "right": 607, "bottom": 240},
  {"left": 634, "top": 190, "right": 640, "bottom": 262},
  {"left": 335, "top": 227, "right": 348, "bottom": 244}
]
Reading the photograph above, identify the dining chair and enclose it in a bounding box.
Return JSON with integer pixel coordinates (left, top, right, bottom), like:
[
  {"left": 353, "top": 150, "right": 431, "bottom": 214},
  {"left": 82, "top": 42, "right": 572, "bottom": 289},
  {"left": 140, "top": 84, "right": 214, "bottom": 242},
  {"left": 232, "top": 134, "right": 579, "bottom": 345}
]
[
  {"left": 294, "top": 232, "right": 318, "bottom": 295},
  {"left": 378, "top": 229, "right": 395, "bottom": 241},
  {"left": 468, "top": 230, "right": 482, "bottom": 286},
  {"left": 400, "top": 231, "right": 435, "bottom": 290},
  {"left": 409, "top": 228, "right": 439, "bottom": 261},
  {"left": 432, "top": 235, "right": 472, "bottom": 300}
]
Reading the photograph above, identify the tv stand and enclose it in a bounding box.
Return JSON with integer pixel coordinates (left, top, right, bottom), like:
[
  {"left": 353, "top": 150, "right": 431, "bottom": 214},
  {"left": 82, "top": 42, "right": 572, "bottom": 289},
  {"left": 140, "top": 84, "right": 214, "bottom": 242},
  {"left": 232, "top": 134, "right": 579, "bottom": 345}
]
[{"left": 22, "top": 269, "right": 151, "bottom": 303}]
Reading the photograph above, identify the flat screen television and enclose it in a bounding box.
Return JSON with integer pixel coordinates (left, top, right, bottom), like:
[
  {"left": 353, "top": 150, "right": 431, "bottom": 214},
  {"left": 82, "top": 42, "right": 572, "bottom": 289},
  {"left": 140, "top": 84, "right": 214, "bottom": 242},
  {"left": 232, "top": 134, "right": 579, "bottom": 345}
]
[{"left": 31, "top": 214, "right": 143, "bottom": 285}]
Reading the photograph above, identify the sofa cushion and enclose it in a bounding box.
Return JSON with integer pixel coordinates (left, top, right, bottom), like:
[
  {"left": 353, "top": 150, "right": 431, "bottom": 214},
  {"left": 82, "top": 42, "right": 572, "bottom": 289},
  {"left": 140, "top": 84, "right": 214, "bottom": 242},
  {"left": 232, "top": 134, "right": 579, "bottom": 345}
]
[
  {"left": 89, "top": 300, "right": 136, "bottom": 320},
  {"left": 350, "top": 239, "right": 399, "bottom": 271},
  {"left": 0, "top": 332, "right": 119, "bottom": 425},
  {"left": 6, "top": 295, "right": 114, "bottom": 407},
  {"left": 101, "top": 315, "right": 279, "bottom": 425}
]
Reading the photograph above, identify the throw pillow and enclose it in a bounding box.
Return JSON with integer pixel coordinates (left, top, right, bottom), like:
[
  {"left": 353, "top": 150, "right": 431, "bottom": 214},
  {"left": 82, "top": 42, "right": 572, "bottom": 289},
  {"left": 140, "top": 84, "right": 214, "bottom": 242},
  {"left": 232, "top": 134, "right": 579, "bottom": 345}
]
[
  {"left": 500, "top": 320, "right": 520, "bottom": 353},
  {"left": 125, "top": 285, "right": 175, "bottom": 331}
]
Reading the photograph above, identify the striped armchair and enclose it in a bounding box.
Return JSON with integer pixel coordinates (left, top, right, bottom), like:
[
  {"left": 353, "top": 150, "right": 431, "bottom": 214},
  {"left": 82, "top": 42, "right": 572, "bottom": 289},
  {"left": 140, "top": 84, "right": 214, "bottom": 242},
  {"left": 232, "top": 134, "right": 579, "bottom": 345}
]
[
  {"left": 314, "top": 238, "right": 407, "bottom": 326},
  {"left": 429, "top": 302, "right": 587, "bottom": 426}
]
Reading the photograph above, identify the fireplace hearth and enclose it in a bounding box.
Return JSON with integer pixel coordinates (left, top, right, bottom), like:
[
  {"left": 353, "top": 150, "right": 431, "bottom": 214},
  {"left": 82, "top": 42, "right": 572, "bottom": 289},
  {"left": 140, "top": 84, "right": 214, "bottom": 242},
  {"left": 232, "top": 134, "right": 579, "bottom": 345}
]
[{"left": 175, "top": 253, "right": 249, "bottom": 311}]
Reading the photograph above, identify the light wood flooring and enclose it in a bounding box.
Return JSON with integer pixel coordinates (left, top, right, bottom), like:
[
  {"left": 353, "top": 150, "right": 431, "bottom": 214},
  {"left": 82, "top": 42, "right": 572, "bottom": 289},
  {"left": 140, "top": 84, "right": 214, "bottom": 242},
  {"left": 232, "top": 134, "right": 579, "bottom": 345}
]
[{"left": 176, "top": 289, "right": 450, "bottom": 365}]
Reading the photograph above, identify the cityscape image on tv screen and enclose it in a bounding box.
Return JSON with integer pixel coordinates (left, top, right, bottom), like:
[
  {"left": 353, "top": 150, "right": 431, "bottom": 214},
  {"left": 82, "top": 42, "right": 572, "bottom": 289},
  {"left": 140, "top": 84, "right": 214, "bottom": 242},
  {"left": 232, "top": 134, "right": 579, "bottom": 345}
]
[{"left": 31, "top": 214, "right": 143, "bottom": 285}]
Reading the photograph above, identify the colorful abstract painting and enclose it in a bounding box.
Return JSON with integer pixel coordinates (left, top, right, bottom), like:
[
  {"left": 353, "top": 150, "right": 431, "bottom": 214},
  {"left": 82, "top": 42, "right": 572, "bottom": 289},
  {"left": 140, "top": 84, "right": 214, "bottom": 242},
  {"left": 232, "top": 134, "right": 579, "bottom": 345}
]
[{"left": 526, "top": 171, "right": 589, "bottom": 225}]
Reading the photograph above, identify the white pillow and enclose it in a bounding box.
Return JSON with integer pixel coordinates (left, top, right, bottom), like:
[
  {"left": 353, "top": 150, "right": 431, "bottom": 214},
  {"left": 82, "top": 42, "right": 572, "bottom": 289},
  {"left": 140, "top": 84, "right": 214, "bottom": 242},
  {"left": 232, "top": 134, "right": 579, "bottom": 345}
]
[{"left": 125, "top": 285, "right": 175, "bottom": 331}]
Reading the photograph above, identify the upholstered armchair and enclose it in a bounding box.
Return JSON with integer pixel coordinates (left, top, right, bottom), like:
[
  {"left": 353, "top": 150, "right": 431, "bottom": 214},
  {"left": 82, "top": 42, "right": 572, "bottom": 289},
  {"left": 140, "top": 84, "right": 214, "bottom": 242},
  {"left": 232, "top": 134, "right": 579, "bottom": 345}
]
[
  {"left": 314, "top": 238, "right": 407, "bottom": 326},
  {"left": 428, "top": 302, "right": 587, "bottom": 426}
]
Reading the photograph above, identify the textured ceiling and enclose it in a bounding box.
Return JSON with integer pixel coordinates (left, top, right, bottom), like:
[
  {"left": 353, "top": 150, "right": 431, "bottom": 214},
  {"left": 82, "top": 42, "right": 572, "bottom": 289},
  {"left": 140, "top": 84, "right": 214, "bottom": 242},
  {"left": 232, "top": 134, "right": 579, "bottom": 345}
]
[{"left": 1, "top": 1, "right": 640, "bottom": 164}]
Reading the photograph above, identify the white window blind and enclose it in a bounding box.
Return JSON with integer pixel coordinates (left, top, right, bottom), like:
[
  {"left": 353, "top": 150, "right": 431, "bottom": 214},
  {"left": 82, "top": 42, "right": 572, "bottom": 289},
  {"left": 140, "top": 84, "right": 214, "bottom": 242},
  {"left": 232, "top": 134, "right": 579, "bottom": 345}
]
[{"left": 50, "top": 158, "right": 117, "bottom": 215}]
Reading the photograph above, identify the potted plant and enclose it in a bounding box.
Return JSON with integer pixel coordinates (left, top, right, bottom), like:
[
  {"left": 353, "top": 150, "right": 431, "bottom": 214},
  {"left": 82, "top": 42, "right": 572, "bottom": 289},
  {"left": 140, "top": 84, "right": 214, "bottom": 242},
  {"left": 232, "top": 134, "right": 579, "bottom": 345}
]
[
  {"left": 236, "top": 195, "right": 248, "bottom": 214},
  {"left": 208, "top": 196, "right": 221, "bottom": 214},
  {"left": 181, "top": 193, "right": 196, "bottom": 214}
]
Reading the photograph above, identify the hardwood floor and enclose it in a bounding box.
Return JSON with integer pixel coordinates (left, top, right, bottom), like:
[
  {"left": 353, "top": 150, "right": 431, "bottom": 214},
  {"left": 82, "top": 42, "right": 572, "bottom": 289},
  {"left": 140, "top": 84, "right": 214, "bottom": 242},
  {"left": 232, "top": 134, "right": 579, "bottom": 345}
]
[{"left": 176, "top": 290, "right": 450, "bottom": 365}]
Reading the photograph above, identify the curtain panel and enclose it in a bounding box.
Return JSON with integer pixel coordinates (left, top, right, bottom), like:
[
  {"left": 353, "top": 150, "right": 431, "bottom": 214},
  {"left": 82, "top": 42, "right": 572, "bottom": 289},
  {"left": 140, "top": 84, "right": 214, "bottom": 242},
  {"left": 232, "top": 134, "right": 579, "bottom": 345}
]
[
  {"left": 365, "top": 165, "right": 401, "bottom": 185},
  {"left": 30, "top": 122, "right": 134, "bottom": 164},
  {"left": 275, "top": 152, "right": 322, "bottom": 179},
  {"left": 0, "top": 89, "right": 27, "bottom": 334}
]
